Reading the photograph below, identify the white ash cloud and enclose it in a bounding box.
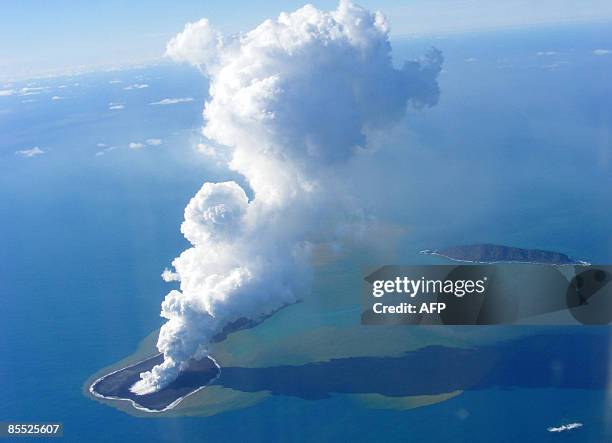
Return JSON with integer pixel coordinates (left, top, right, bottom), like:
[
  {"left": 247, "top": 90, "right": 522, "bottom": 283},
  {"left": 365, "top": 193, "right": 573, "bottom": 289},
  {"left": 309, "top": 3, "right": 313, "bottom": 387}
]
[{"left": 131, "top": 0, "right": 442, "bottom": 395}]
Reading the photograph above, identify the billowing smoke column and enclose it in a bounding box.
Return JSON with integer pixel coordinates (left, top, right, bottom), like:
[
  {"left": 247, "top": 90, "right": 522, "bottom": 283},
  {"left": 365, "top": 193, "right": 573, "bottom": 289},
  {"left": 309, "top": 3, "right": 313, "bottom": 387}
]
[{"left": 131, "top": 0, "right": 442, "bottom": 395}]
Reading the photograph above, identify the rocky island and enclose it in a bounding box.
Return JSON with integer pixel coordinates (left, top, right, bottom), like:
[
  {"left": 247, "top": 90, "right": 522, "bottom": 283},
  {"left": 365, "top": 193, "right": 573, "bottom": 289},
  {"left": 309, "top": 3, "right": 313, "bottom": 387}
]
[
  {"left": 88, "top": 311, "right": 292, "bottom": 412},
  {"left": 90, "top": 354, "right": 220, "bottom": 412},
  {"left": 421, "top": 244, "right": 589, "bottom": 265}
]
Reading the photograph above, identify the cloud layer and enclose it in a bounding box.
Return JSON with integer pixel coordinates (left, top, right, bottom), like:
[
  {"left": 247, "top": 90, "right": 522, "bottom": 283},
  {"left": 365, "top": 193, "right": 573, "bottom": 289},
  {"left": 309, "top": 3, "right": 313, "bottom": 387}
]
[{"left": 131, "top": 0, "right": 442, "bottom": 395}]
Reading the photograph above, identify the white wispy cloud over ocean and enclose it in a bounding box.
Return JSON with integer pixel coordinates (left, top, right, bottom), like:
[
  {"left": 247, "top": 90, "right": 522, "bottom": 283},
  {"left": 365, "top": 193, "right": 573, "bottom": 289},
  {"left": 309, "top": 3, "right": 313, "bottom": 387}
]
[
  {"left": 150, "top": 97, "right": 194, "bottom": 105},
  {"left": 17, "top": 86, "right": 47, "bottom": 96},
  {"left": 593, "top": 49, "right": 611, "bottom": 56},
  {"left": 128, "top": 139, "right": 162, "bottom": 150},
  {"left": 547, "top": 422, "right": 583, "bottom": 433},
  {"left": 95, "top": 143, "right": 118, "bottom": 157},
  {"left": 124, "top": 83, "right": 149, "bottom": 90},
  {"left": 15, "top": 147, "right": 45, "bottom": 157}
]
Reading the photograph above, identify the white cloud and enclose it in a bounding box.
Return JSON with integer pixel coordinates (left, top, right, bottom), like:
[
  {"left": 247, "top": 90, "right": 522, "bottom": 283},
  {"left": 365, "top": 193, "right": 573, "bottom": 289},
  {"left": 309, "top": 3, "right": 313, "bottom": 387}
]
[
  {"left": 51, "top": 95, "right": 64, "bottom": 100},
  {"left": 165, "top": 18, "right": 223, "bottom": 71},
  {"left": 124, "top": 83, "right": 149, "bottom": 90},
  {"left": 536, "top": 51, "right": 559, "bottom": 56},
  {"left": 21, "top": 86, "right": 44, "bottom": 92},
  {"left": 95, "top": 145, "right": 118, "bottom": 156},
  {"left": 0, "top": 89, "right": 14, "bottom": 96},
  {"left": 15, "top": 147, "right": 45, "bottom": 157},
  {"left": 150, "top": 97, "right": 194, "bottom": 105},
  {"left": 161, "top": 268, "right": 180, "bottom": 282},
  {"left": 547, "top": 423, "right": 582, "bottom": 433},
  {"left": 19, "top": 86, "right": 45, "bottom": 96},
  {"left": 196, "top": 142, "right": 217, "bottom": 157},
  {"left": 593, "top": 49, "right": 612, "bottom": 56},
  {"left": 132, "top": 1, "right": 443, "bottom": 396},
  {"left": 126, "top": 139, "right": 161, "bottom": 150},
  {"left": 195, "top": 143, "right": 228, "bottom": 166},
  {"left": 108, "top": 102, "right": 125, "bottom": 110},
  {"left": 541, "top": 61, "right": 569, "bottom": 70},
  {"left": 109, "top": 80, "right": 122, "bottom": 84}
]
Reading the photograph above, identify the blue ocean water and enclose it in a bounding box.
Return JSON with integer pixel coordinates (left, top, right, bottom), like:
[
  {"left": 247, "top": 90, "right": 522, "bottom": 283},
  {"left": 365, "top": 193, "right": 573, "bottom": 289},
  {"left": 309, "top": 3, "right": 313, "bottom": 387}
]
[{"left": 1, "top": 23, "right": 612, "bottom": 442}]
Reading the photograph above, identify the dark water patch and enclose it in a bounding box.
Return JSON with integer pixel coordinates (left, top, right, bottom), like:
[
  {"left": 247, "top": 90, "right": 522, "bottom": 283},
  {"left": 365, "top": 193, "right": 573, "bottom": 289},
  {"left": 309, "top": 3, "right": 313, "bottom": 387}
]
[{"left": 214, "top": 330, "right": 610, "bottom": 399}]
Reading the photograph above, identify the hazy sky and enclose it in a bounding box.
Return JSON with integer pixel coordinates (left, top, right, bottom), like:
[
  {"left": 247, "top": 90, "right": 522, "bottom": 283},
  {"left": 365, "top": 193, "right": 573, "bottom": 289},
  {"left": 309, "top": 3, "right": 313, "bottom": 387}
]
[{"left": 2, "top": 0, "right": 612, "bottom": 81}]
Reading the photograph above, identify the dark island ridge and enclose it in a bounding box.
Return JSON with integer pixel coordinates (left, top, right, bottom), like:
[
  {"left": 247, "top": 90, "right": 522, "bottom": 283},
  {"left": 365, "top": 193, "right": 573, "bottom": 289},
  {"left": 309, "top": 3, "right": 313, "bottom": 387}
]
[
  {"left": 92, "top": 331, "right": 611, "bottom": 411},
  {"left": 421, "top": 244, "right": 589, "bottom": 265}
]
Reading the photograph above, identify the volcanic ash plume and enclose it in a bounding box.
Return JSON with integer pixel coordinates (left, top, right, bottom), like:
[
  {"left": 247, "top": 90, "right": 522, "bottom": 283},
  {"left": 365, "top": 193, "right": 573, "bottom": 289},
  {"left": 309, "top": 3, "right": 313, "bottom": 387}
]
[{"left": 131, "top": 0, "right": 442, "bottom": 395}]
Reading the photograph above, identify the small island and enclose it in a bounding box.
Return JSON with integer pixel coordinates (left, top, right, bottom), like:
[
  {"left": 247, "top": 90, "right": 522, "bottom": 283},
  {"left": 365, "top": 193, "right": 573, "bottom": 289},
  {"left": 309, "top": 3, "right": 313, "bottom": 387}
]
[
  {"left": 88, "top": 312, "right": 287, "bottom": 412},
  {"left": 90, "top": 354, "right": 220, "bottom": 412},
  {"left": 421, "top": 244, "right": 589, "bottom": 265}
]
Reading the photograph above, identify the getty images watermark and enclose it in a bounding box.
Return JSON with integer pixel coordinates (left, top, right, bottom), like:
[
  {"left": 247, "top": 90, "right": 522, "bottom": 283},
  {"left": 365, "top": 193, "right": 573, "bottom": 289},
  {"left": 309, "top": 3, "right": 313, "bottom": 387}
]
[{"left": 361, "top": 265, "right": 612, "bottom": 325}]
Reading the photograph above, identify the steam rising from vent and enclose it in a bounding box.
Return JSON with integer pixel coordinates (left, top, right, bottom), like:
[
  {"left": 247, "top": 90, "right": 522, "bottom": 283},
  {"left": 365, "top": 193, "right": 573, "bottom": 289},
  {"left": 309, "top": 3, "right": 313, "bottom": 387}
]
[{"left": 131, "top": 0, "right": 442, "bottom": 395}]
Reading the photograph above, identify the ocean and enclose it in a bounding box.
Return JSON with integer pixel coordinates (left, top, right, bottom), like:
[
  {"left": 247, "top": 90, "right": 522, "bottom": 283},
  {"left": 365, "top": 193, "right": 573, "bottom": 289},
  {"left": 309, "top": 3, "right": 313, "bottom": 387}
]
[{"left": 1, "top": 23, "right": 612, "bottom": 442}]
